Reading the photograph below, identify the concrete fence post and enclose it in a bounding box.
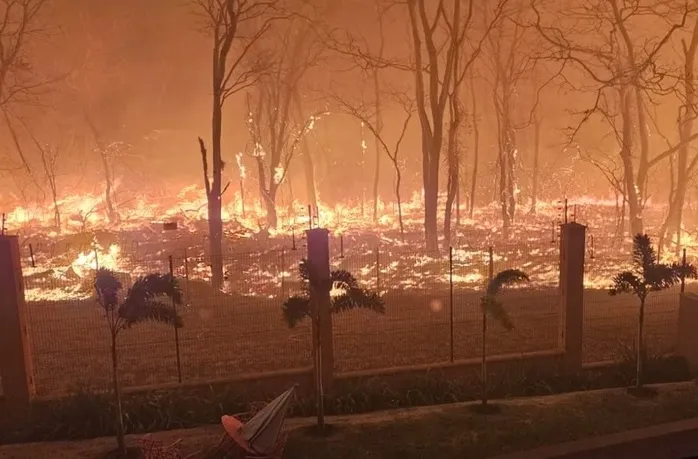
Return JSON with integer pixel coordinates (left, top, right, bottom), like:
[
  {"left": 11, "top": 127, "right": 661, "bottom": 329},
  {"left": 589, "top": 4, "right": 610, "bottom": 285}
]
[
  {"left": 306, "top": 228, "right": 334, "bottom": 390},
  {"left": 0, "top": 235, "right": 35, "bottom": 408},
  {"left": 678, "top": 293, "right": 698, "bottom": 375},
  {"left": 558, "top": 223, "right": 586, "bottom": 373}
]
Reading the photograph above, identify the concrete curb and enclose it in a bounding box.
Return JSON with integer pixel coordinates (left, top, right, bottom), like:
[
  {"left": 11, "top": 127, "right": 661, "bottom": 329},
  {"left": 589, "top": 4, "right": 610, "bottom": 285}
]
[{"left": 491, "top": 417, "right": 698, "bottom": 459}]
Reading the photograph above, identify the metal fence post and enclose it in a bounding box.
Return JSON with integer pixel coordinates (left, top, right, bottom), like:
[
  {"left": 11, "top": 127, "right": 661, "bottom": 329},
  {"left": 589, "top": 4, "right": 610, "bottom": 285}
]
[
  {"left": 183, "top": 248, "right": 190, "bottom": 304},
  {"left": 488, "top": 246, "right": 494, "bottom": 282},
  {"left": 376, "top": 245, "right": 381, "bottom": 291},
  {"left": 449, "top": 246, "right": 454, "bottom": 362},
  {"left": 28, "top": 244, "right": 35, "bottom": 268},
  {"left": 681, "top": 248, "right": 687, "bottom": 294},
  {"left": 281, "top": 247, "right": 286, "bottom": 299},
  {"left": 169, "top": 255, "right": 183, "bottom": 383}
]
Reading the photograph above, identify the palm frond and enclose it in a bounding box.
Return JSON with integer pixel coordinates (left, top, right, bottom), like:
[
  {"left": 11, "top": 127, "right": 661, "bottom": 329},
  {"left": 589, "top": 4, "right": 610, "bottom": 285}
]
[
  {"left": 282, "top": 295, "right": 311, "bottom": 328},
  {"left": 330, "top": 269, "right": 360, "bottom": 290},
  {"left": 119, "top": 273, "right": 183, "bottom": 328},
  {"left": 486, "top": 269, "right": 530, "bottom": 296},
  {"left": 673, "top": 262, "right": 698, "bottom": 281},
  {"left": 631, "top": 234, "right": 656, "bottom": 271},
  {"left": 611, "top": 235, "right": 697, "bottom": 299},
  {"left": 481, "top": 296, "right": 514, "bottom": 330},
  {"left": 298, "top": 259, "right": 310, "bottom": 281},
  {"left": 645, "top": 264, "right": 681, "bottom": 292},
  {"left": 332, "top": 287, "right": 385, "bottom": 314},
  {"left": 125, "top": 274, "right": 183, "bottom": 307},
  {"left": 282, "top": 261, "right": 385, "bottom": 327},
  {"left": 609, "top": 271, "right": 643, "bottom": 296},
  {"left": 94, "top": 268, "right": 122, "bottom": 312}
]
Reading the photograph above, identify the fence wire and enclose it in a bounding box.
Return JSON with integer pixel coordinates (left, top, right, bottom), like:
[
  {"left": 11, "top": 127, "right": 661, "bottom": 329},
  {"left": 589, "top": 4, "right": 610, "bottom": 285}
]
[
  {"left": 582, "top": 235, "right": 694, "bottom": 363},
  {"left": 10, "top": 233, "right": 692, "bottom": 396}
]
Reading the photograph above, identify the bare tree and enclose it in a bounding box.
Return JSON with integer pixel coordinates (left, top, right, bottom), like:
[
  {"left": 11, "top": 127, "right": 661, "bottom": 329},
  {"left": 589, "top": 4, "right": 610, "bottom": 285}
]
[
  {"left": 0, "top": 0, "right": 50, "bottom": 199},
  {"left": 581, "top": 148, "right": 628, "bottom": 239},
  {"left": 67, "top": 7, "right": 142, "bottom": 225},
  {"left": 333, "top": 93, "right": 414, "bottom": 240},
  {"left": 468, "top": 69, "right": 480, "bottom": 219},
  {"left": 244, "top": 16, "right": 323, "bottom": 229},
  {"left": 443, "top": 2, "right": 510, "bottom": 248},
  {"left": 407, "top": 0, "right": 506, "bottom": 251},
  {"left": 194, "top": 0, "right": 283, "bottom": 288},
  {"left": 529, "top": 71, "right": 543, "bottom": 215},
  {"left": 407, "top": 0, "right": 461, "bottom": 251},
  {"left": 658, "top": 14, "right": 698, "bottom": 253},
  {"left": 369, "top": 2, "right": 388, "bottom": 223},
  {"left": 30, "top": 134, "right": 61, "bottom": 231},
  {"left": 532, "top": 0, "right": 694, "bottom": 235},
  {"left": 482, "top": 0, "right": 559, "bottom": 238},
  {"left": 294, "top": 92, "right": 318, "bottom": 209}
]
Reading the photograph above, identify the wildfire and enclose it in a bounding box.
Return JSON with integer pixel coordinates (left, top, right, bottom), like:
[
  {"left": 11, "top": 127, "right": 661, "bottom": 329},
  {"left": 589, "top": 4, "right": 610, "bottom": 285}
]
[
  {"left": 6, "top": 182, "right": 697, "bottom": 303},
  {"left": 71, "top": 242, "right": 122, "bottom": 278}
]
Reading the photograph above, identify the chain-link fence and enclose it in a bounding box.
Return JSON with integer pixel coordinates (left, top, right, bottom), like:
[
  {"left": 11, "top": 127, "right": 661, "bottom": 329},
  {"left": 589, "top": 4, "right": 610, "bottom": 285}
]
[
  {"left": 22, "top": 249, "right": 312, "bottom": 396},
  {"left": 581, "top": 235, "right": 695, "bottom": 363},
  {"left": 16, "top": 232, "right": 692, "bottom": 397}
]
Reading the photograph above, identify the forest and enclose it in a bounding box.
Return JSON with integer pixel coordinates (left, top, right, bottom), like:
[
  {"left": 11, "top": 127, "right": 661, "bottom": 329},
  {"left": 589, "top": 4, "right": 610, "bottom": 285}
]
[{"left": 1, "top": 0, "right": 697, "bottom": 276}]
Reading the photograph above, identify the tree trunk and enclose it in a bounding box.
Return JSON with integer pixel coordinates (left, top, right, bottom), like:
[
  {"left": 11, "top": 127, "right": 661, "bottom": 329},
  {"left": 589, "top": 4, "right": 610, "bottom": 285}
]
[
  {"left": 443, "top": 93, "right": 462, "bottom": 250},
  {"left": 51, "top": 188, "right": 60, "bottom": 232},
  {"left": 455, "top": 185, "right": 461, "bottom": 227},
  {"left": 395, "top": 167, "right": 405, "bottom": 241},
  {"left": 634, "top": 87, "right": 650, "bottom": 213},
  {"left": 481, "top": 309, "right": 488, "bottom": 406},
  {"left": 263, "top": 190, "right": 279, "bottom": 229},
  {"left": 423, "top": 144, "right": 440, "bottom": 252},
  {"left": 662, "top": 20, "right": 698, "bottom": 254},
  {"left": 498, "top": 128, "right": 516, "bottom": 239},
  {"left": 208, "top": 95, "right": 224, "bottom": 289},
  {"left": 294, "top": 94, "right": 318, "bottom": 209},
  {"left": 100, "top": 149, "right": 118, "bottom": 224},
  {"left": 619, "top": 85, "right": 643, "bottom": 236},
  {"left": 636, "top": 297, "right": 645, "bottom": 388},
  {"left": 530, "top": 114, "right": 541, "bottom": 215},
  {"left": 469, "top": 76, "right": 480, "bottom": 220},
  {"left": 372, "top": 68, "right": 383, "bottom": 223},
  {"left": 111, "top": 336, "right": 126, "bottom": 455}
]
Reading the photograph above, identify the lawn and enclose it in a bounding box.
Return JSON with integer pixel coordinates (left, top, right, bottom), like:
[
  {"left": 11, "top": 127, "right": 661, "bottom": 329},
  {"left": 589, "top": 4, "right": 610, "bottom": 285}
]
[{"left": 2, "top": 382, "right": 698, "bottom": 458}]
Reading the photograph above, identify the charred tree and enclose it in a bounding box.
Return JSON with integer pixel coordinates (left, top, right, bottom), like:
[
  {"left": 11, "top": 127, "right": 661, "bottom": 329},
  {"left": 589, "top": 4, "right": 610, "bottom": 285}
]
[
  {"left": 371, "top": 3, "right": 387, "bottom": 223},
  {"left": 533, "top": 0, "right": 692, "bottom": 236},
  {"left": 469, "top": 72, "right": 480, "bottom": 219},
  {"left": 245, "top": 18, "right": 321, "bottom": 230},
  {"left": 406, "top": 0, "right": 461, "bottom": 252},
  {"left": 294, "top": 93, "right": 318, "bottom": 210},
  {"left": 194, "top": 0, "right": 281, "bottom": 288},
  {"left": 407, "top": 0, "right": 502, "bottom": 251},
  {"left": 334, "top": 94, "right": 414, "bottom": 241},
  {"left": 660, "top": 16, "right": 698, "bottom": 254}
]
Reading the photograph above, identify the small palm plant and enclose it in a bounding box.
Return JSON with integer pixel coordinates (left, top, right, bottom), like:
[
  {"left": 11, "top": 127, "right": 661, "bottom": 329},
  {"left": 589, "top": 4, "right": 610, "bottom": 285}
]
[
  {"left": 475, "top": 269, "right": 529, "bottom": 413},
  {"left": 282, "top": 259, "right": 385, "bottom": 327},
  {"left": 609, "top": 234, "right": 695, "bottom": 395},
  {"left": 95, "top": 268, "right": 184, "bottom": 457},
  {"left": 282, "top": 258, "right": 383, "bottom": 433}
]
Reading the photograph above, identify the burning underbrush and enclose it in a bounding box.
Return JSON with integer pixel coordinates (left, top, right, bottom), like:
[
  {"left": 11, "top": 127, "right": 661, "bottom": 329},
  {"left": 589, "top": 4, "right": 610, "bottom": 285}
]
[{"left": 9, "top": 189, "right": 698, "bottom": 303}]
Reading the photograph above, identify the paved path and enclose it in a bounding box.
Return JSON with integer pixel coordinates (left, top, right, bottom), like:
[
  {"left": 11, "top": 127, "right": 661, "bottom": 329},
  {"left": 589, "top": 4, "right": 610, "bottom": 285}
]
[{"left": 493, "top": 418, "right": 698, "bottom": 459}]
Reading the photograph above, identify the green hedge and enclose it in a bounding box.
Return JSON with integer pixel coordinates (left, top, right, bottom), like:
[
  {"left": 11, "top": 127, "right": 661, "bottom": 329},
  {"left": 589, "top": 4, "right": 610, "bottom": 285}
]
[{"left": 0, "top": 355, "right": 689, "bottom": 445}]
